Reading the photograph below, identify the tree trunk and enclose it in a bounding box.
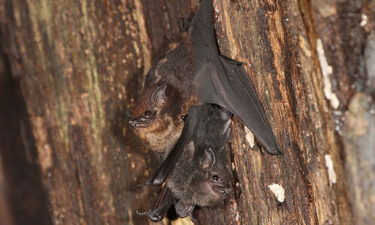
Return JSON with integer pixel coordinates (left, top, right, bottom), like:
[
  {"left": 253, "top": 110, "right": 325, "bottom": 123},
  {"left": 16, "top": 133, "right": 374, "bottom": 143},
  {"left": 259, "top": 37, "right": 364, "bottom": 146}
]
[{"left": 0, "top": 0, "right": 373, "bottom": 225}]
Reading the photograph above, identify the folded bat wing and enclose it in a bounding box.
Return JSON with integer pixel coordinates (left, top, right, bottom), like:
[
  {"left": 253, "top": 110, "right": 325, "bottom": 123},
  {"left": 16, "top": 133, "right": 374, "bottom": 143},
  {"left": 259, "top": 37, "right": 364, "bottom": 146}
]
[
  {"left": 146, "top": 105, "right": 232, "bottom": 185},
  {"left": 145, "top": 107, "right": 200, "bottom": 185},
  {"left": 191, "top": 0, "right": 280, "bottom": 154},
  {"left": 193, "top": 57, "right": 280, "bottom": 154},
  {"left": 139, "top": 185, "right": 175, "bottom": 222}
]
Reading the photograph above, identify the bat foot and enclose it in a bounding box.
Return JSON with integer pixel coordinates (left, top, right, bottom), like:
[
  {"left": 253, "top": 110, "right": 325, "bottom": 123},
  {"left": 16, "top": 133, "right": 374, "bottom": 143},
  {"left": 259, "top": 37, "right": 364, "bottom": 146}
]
[
  {"left": 136, "top": 182, "right": 152, "bottom": 187},
  {"left": 137, "top": 178, "right": 160, "bottom": 187},
  {"left": 136, "top": 210, "right": 163, "bottom": 222},
  {"left": 136, "top": 210, "right": 149, "bottom": 216}
]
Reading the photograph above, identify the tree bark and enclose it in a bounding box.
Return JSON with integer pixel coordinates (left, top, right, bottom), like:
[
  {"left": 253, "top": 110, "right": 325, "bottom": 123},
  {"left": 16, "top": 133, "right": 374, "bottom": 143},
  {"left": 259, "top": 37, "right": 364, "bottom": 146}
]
[
  {"left": 0, "top": 40, "right": 51, "bottom": 225},
  {"left": 0, "top": 0, "right": 373, "bottom": 225}
]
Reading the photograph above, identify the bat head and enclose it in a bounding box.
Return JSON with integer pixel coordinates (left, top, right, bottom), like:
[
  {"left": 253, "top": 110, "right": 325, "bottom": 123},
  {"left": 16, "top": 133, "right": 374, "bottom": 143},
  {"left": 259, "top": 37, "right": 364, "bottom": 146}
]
[
  {"left": 193, "top": 145, "right": 232, "bottom": 206},
  {"left": 129, "top": 82, "right": 185, "bottom": 152},
  {"left": 130, "top": 82, "right": 168, "bottom": 128},
  {"left": 168, "top": 141, "right": 232, "bottom": 207}
]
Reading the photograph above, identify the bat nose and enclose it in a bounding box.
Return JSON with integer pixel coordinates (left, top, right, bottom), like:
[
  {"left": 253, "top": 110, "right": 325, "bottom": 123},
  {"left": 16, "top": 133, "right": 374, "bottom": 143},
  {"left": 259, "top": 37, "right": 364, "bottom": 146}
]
[
  {"left": 222, "top": 187, "right": 232, "bottom": 196},
  {"left": 129, "top": 120, "right": 137, "bottom": 128},
  {"left": 212, "top": 183, "right": 232, "bottom": 196}
]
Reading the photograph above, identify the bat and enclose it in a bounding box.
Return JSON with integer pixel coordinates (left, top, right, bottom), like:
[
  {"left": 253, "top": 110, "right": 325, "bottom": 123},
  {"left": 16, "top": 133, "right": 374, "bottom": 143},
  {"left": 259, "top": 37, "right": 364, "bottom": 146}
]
[
  {"left": 129, "top": 0, "right": 280, "bottom": 156},
  {"left": 166, "top": 105, "right": 232, "bottom": 216},
  {"left": 138, "top": 104, "right": 233, "bottom": 221}
]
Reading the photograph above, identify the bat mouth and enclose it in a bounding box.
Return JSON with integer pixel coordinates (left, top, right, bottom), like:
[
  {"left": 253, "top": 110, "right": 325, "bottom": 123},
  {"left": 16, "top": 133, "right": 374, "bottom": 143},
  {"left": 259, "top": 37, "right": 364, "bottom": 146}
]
[
  {"left": 212, "top": 183, "right": 231, "bottom": 197},
  {"left": 129, "top": 116, "right": 154, "bottom": 128}
]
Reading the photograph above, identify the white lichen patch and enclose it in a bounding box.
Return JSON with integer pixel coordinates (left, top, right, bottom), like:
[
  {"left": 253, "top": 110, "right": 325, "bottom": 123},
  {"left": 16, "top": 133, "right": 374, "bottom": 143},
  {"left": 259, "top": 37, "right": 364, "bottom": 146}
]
[
  {"left": 317, "top": 39, "right": 340, "bottom": 109},
  {"left": 33, "top": 116, "right": 53, "bottom": 173},
  {"left": 360, "top": 14, "right": 368, "bottom": 27},
  {"left": 244, "top": 126, "right": 255, "bottom": 148},
  {"left": 299, "top": 35, "right": 312, "bottom": 57},
  {"left": 268, "top": 183, "right": 285, "bottom": 202},
  {"left": 324, "top": 154, "right": 337, "bottom": 186}
]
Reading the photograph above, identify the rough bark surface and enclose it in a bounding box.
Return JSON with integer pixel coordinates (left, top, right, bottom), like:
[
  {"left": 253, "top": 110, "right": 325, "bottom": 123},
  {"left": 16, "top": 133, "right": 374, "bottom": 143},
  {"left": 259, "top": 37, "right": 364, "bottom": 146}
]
[
  {"left": 0, "top": 44, "right": 51, "bottom": 225},
  {"left": 312, "top": 1, "right": 375, "bottom": 224},
  {"left": 0, "top": 0, "right": 373, "bottom": 225}
]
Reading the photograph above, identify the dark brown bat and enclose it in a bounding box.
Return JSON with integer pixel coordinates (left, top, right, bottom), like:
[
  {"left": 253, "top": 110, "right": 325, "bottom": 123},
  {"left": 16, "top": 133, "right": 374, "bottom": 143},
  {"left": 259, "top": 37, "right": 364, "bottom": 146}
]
[
  {"left": 139, "top": 104, "right": 233, "bottom": 222},
  {"left": 129, "top": 0, "right": 280, "bottom": 156},
  {"left": 167, "top": 105, "right": 232, "bottom": 217}
]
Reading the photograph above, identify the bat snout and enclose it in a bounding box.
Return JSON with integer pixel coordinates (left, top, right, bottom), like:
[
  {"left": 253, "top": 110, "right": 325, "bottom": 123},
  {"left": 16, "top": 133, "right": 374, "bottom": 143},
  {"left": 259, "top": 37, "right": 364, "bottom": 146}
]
[
  {"left": 219, "top": 186, "right": 232, "bottom": 196},
  {"left": 129, "top": 117, "right": 154, "bottom": 128},
  {"left": 211, "top": 182, "right": 232, "bottom": 197}
]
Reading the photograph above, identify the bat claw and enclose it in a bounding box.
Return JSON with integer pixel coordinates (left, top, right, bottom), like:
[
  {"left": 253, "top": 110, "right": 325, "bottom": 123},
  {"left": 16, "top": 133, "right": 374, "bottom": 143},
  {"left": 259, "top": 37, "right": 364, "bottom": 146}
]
[
  {"left": 136, "top": 210, "right": 149, "bottom": 216},
  {"left": 136, "top": 181, "right": 153, "bottom": 187},
  {"left": 137, "top": 210, "right": 163, "bottom": 222}
]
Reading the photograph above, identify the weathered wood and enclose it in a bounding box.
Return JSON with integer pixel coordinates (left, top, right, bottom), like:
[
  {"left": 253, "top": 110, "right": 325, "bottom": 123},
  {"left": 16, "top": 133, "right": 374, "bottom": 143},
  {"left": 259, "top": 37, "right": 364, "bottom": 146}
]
[
  {"left": 190, "top": 1, "right": 352, "bottom": 224},
  {"left": 312, "top": 1, "right": 375, "bottom": 224},
  {"left": 1, "top": 1, "right": 156, "bottom": 224},
  {"left": 1, "top": 0, "right": 373, "bottom": 224},
  {"left": 0, "top": 156, "right": 13, "bottom": 225},
  {"left": 0, "top": 46, "right": 51, "bottom": 224}
]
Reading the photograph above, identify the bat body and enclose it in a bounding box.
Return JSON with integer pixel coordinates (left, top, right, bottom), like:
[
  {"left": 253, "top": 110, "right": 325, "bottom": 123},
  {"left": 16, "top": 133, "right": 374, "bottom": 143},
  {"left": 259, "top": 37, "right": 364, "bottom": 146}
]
[
  {"left": 140, "top": 104, "right": 233, "bottom": 221},
  {"left": 167, "top": 105, "right": 232, "bottom": 212},
  {"left": 130, "top": 0, "right": 280, "bottom": 155}
]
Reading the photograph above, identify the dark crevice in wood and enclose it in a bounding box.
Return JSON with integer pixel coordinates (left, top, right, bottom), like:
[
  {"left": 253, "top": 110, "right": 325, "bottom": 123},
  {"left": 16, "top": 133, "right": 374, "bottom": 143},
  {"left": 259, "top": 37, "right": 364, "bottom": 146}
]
[{"left": 0, "top": 46, "right": 51, "bottom": 225}]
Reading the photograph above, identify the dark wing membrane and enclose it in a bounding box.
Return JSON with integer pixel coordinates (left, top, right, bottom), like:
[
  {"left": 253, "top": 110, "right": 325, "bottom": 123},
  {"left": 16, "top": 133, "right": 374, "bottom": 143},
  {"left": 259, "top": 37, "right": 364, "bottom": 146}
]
[
  {"left": 143, "top": 185, "right": 175, "bottom": 222},
  {"left": 146, "top": 107, "right": 200, "bottom": 185},
  {"left": 195, "top": 56, "right": 280, "bottom": 154},
  {"left": 190, "top": 0, "right": 219, "bottom": 68},
  {"left": 189, "top": 0, "right": 279, "bottom": 154}
]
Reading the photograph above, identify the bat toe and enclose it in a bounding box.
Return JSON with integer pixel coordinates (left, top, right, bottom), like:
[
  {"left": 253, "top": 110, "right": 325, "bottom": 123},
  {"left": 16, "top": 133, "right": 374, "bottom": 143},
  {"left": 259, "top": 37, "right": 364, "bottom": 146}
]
[{"left": 149, "top": 214, "right": 163, "bottom": 222}]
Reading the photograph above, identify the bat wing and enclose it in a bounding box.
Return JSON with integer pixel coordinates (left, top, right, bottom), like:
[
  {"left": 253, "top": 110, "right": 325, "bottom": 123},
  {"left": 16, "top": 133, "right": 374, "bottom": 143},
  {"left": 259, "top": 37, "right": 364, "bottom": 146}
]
[
  {"left": 194, "top": 57, "right": 280, "bottom": 154},
  {"left": 191, "top": 0, "right": 280, "bottom": 154},
  {"left": 140, "top": 185, "right": 175, "bottom": 222},
  {"left": 145, "top": 107, "right": 200, "bottom": 185},
  {"left": 146, "top": 104, "right": 232, "bottom": 185}
]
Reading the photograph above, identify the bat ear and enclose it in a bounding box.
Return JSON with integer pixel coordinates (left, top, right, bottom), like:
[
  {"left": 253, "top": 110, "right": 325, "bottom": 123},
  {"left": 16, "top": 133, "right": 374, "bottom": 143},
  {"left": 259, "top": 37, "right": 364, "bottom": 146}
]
[
  {"left": 201, "top": 148, "right": 216, "bottom": 170},
  {"left": 151, "top": 83, "right": 167, "bottom": 107}
]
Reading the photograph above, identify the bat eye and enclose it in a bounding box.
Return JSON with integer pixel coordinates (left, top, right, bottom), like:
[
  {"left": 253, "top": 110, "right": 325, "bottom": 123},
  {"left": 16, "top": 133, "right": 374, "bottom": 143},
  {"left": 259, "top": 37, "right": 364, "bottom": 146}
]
[
  {"left": 181, "top": 115, "right": 186, "bottom": 121},
  {"left": 212, "top": 175, "right": 219, "bottom": 181},
  {"left": 143, "top": 110, "right": 152, "bottom": 117}
]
